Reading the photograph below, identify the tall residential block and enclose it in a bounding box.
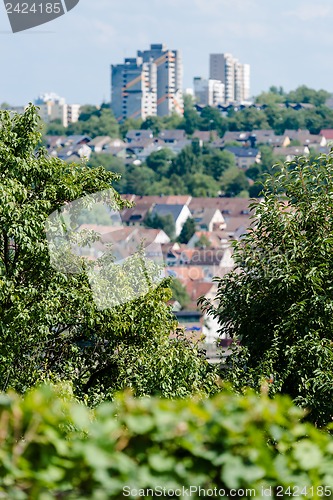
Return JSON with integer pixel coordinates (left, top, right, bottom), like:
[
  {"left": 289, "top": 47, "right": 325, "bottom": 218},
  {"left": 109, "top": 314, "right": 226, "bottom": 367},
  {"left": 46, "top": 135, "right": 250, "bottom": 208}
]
[
  {"left": 111, "top": 43, "right": 184, "bottom": 122},
  {"left": 209, "top": 53, "right": 250, "bottom": 103},
  {"left": 34, "top": 93, "right": 81, "bottom": 127},
  {"left": 111, "top": 57, "right": 157, "bottom": 122},
  {"left": 138, "top": 44, "right": 183, "bottom": 117},
  {"left": 193, "top": 77, "right": 225, "bottom": 106}
]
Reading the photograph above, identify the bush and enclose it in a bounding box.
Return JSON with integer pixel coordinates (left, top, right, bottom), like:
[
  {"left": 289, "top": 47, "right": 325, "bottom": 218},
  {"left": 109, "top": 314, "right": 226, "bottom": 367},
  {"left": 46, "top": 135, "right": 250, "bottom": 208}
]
[
  {"left": 1, "top": 385, "right": 333, "bottom": 498},
  {"left": 201, "top": 153, "right": 333, "bottom": 426}
]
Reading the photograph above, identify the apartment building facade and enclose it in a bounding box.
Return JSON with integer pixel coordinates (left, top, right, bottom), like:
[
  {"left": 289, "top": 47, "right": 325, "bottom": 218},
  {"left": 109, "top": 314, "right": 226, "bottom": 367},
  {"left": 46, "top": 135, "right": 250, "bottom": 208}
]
[
  {"left": 193, "top": 77, "right": 225, "bottom": 106},
  {"left": 35, "top": 93, "right": 80, "bottom": 127},
  {"left": 111, "top": 43, "right": 184, "bottom": 122},
  {"left": 209, "top": 53, "right": 250, "bottom": 103},
  {"left": 138, "top": 44, "right": 183, "bottom": 117},
  {"left": 111, "top": 57, "right": 157, "bottom": 122}
]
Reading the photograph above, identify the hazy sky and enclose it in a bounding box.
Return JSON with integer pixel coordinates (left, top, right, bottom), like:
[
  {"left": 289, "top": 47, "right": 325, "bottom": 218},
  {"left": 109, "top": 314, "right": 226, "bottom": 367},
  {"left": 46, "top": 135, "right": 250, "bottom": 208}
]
[{"left": 0, "top": 0, "right": 332, "bottom": 105}]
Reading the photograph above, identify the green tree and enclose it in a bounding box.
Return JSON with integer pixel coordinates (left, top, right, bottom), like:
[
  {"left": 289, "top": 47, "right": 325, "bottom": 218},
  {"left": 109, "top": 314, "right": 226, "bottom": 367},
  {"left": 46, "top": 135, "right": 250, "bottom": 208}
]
[
  {"left": 220, "top": 167, "right": 249, "bottom": 197},
  {"left": 201, "top": 153, "right": 333, "bottom": 426},
  {"left": 249, "top": 181, "right": 264, "bottom": 198},
  {"left": 178, "top": 217, "right": 196, "bottom": 244},
  {"left": 202, "top": 149, "right": 236, "bottom": 180},
  {"left": 0, "top": 106, "right": 216, "bottom": 403},
  {"left": 160, "top": 112, "right": 183, "bottom": 130},
  {"left": 67, "top": 108, "right": 120, "bottom": 138},
  {"left": 263, "top": 103, "right": 284, "bottom": 131},
  {"left": 199, "top": 106, "right": 228, "bottom": 136},
  {"left": 277, "top": 108, "right": 306, "bottom": 133},
  {"left": 255, "top": 90, "right": 285, "bottom": 105},
  {"left": 230, "top": 108, "right": 270, "bottom": 132},
  {"left": 181, "top": 95, "right": 200, "bottom": 135},
  {"left": 259, "top": 145, "right": 283, "bottom": 175},
  {"left": 2, "top": 384, "right": 333, "bottom": 496},
  {"left": 45, "top": 119, "right": 67, "bottom": 136},
  {"left": 119, "top": 117, "right": 143, "bottom": 138},
  {"left": 78, "top": 104, "right": 100, "bottom": 122},
  {"left": 144, "top": 212, "right": 176, "bottom": 239},
  {"left": 286, "top": 85, "right": 330, "bottom": 107},
  {"left": 170, "top": 144, "right": 200, "bottom": 177},
  {"left": 145, "top": 148, "right": 174, "bottom": 179},
  {"left": 0, "top": 102, "right": 12, "bottom": 110},
  {"left": 126, "top": 165, "right": 157, "bottom": 195},
  {"left": 147, "top": 174, "right": 188, "bottom": 196},
  {"left": 140, "top": 115, "right": 163, "bottom": 135},
  {"left": 88, "top": 153, "right": 127, "bottom": 193},
  {"left": 195, "top": 234, "right": 211, "bottom": 248},
  {"left": 185, "top": 172, "right": 219, "bottom": 197},
  {"left": 169, "top": 278, "right": 191, "bottom": 309}
]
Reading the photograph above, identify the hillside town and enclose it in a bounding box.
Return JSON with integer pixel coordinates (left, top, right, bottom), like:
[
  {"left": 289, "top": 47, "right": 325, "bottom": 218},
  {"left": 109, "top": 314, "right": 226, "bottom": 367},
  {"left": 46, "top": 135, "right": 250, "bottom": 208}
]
[
  {"left": 4, "top": 0, "right": 333, "bottom": 492},
  {"left": 2, "top": 45, "right": 333, "bottom": 359},
  {"left": 43, "top": 125, "right": 332, "bottom": 165}
]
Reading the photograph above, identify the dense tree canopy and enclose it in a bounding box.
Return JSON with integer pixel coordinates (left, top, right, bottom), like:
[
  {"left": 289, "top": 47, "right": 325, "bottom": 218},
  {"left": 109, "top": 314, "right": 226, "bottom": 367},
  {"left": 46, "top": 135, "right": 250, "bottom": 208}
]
[
  {"left": 145, "top": 212, "right": 176, "bottom": 239},
  {"left": 0, "top": 106, "right": 218, "bottom": 403},
  {"left": 178, "top": 217, "right": 196, "bottom": 244},
  {"left": 201, "top": 153, "right": 333, "bottom": 426}
]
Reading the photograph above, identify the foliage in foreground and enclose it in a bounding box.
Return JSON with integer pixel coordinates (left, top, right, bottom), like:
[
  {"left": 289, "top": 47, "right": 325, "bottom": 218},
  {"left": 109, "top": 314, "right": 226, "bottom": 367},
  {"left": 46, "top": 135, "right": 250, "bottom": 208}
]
[
  {"left": 0, "top": 106, "right": 216, "bottom": 404},
  {"left": 1, "top": 384, "right": 333, "bottom": 498},
  {"left": 201, "top": 152, "right": 333, "bottom": 427}
]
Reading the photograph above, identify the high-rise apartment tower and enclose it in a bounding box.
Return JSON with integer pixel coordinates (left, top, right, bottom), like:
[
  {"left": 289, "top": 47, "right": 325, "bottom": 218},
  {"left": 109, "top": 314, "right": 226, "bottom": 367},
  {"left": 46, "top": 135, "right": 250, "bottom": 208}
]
[
  {"left": 111, "top": 44, "right": 184, "bottom": 122},
  {"left": 209, "top": 53, "right": 250, "bottom": 103}
]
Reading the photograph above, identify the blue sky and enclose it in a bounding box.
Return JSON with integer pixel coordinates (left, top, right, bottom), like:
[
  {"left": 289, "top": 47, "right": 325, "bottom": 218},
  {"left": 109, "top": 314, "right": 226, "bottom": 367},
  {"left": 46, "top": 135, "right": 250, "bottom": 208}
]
[{"left": 0, "top": 0, "right": 333, "bottom": 105}]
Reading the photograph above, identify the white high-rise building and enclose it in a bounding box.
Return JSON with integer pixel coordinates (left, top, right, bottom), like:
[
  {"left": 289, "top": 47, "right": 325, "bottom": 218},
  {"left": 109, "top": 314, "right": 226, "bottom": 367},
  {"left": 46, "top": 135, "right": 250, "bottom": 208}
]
[
  {"left": 111, "top": 57, "right": 157, "bottom": 122},
  {"left": 242, "top": 64, "right": 251, "bottom": 101},
  {"left": 34, "top": 93, "right": 80, "bottom": 127},
  {"left": 193, "top": 77, "right": 225, "bottom": 106},
  {"left": 209, "top": 53, "right": 250, "bottom": 103},
  {"left": 138, "top": 44, "right": 184, "bottom": 117},
  {"left": 111, "top": 44, "right": 184, "bottom": 122}
]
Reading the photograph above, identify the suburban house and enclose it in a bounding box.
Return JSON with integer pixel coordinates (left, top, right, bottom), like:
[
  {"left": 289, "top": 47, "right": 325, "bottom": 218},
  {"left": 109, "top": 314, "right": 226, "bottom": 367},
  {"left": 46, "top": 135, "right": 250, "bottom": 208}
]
[
  {"left": 88, "top": 136, "right": 113, "bottom": 153},
  {"left": 121, "top": 204, "right": 152, "bottom": 226},
  {"left": 224, "top": 146, "right": 261, "bottom": 169},
  {"left": 167, "top": 266, "right": 205, "bottom": 282},
  {"left": 285, "top": 102, "right": 315, "bottom": 111},
  {"left": 164, "top": 139, "right": 192, "bottom": 155},
  {"left": 248, "top": 130, "right": 286, "bottom": 147},
  {"left": 126, "top": 138, "right": 165, "bottom": 161},
  {"left": 131, "top": 195, "right": 192, "bottom": 206},
  {"left": 273, "top": 145, "right": 310, "bottom": 161},
  {"left": 191, "top": 207, "right": 226, "bottom": 232},
  {"left": 45, "top": 135, "right": 66, "bottom": 150},
  {"left": 97, "top": 226, "right": 170, "bottom": 261},
  {"left": 57, "top": 143, "right": 92, "bottom": 161},
  {"left": 103, "top": 146, "right": 127, "bottom": 158},
  {"left": 222, "top": 131, "right": 249, "bottom": 146},
  {"left": 189, "top": 196, "right": 253, "bottom": 217},
  {"left": 282, "top": 130, "right": 326, "bottom": 149},
  {"left": 63, "top": 135, "right": 92, "bottom": 147},
  {"left": 150, "top": 204, "right": 192, "bottom": 237},
  {"left": 126, "top": 129, "right": 154, "bottom": 142},
  {"left": 158, "top": 129, "right": 186, "bottom": 144},
  {"left": 174, "top": 247, "right": 234, "bottom": 280},
  {"left": 223, "top": 216, "right": 252, "bottom": 239},
  {"left": 187, "top": 230, "right": 233, "bottom": 249},
  {"left": 320, "top": 129, "right": 333, "bottom": 146},
  {"left": 192, "top": 130, "right": 218, "bottom": 143}
]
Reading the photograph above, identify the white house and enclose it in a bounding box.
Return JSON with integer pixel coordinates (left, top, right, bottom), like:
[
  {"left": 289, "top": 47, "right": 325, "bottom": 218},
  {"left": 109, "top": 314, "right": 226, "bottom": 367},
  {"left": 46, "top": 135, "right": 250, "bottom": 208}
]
[{"left": 150, "top": 204, "right": 192, "bottom": 237}]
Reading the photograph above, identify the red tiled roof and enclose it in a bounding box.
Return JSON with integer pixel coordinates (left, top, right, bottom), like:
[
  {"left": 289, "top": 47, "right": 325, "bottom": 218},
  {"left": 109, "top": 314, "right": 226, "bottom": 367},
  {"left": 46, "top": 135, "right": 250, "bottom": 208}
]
[{"left": 320, "top": 129, "right": 333, "bottom": 140}]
